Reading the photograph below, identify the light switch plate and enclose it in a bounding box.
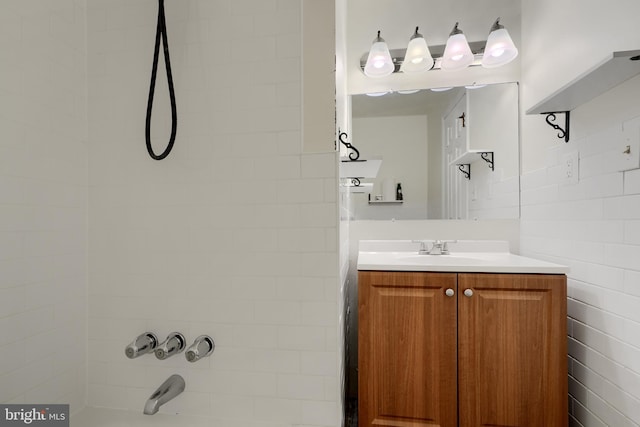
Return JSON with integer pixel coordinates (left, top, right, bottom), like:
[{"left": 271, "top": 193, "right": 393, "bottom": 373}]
[{"left": 618, "top": 118, "right": 640, "bottom": 172}]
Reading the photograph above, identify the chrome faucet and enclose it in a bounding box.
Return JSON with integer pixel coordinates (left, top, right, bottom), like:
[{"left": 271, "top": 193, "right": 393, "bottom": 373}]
[
  {"left": 185, "top": 335, "right": 215, "bottom": 362},
  {"left": 124, "top": 332, "right": 158, "bottom": 359},
  {"left": 430, "top": 240, "right": 446, "bottom": 255},
  {"left": 412, "top": 240, "right": 456, "bottom": 255},
  {"left": 143, "top": 374, "right": 185, "bottom": 415},
  {"left": 154, "top": 332, "right": 186, "bottom": 360}
]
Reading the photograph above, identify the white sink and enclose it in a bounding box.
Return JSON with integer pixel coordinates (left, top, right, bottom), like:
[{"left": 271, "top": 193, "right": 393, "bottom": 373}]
[{"left": 357, "top": 240, "right": 569, "bottom": 274}]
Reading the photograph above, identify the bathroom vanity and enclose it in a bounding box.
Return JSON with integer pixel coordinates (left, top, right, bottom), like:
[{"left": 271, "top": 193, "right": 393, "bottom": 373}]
[{"left": 357, "top": 241, "right": 569, "bottom": 427}]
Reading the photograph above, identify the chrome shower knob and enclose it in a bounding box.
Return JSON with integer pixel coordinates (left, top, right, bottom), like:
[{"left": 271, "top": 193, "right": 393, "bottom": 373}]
[
  {"left": 125, "top": 332, "right": 158, "bottom": 359},
  {"left": 154, "top": 332, "right": 186, "bottom": 360},
  {"left": 185, "top": 335, "right": 215, "bottom": 362}
]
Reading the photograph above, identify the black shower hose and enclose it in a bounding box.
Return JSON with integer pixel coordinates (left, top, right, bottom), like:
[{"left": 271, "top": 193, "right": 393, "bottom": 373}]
[{"left": 145, "top": 0, "right": 177, "bottom": 160}]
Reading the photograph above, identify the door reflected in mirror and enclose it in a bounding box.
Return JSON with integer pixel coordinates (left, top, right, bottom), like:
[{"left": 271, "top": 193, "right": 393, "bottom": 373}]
[{"left": 351, "top": 82, "right": 520, "bottom": 220}]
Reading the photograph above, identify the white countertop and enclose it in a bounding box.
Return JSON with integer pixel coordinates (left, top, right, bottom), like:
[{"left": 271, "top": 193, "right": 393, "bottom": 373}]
[{"left": 357, "top": 240, "right": 569, "bottom": 274}]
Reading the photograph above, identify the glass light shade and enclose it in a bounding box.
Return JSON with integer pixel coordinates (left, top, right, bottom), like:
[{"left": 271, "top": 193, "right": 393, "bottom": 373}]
[
  {"left": 365, "top": 91, "right": 390, "bottom": 97},
  {"left": 482, "top": 28, "right": 518, "bottom": 68},
  {"left": 400, "top": 32, "right": 433, "bottom": 73},
  {"left": 364, "top": 33, "right": 395, "bottom": 77},
  {"left": 430, "top": 87, "right": 453, "bottom": 92},
  {"left": 441, "top": 33, "right": 474, "bottom": 71}
]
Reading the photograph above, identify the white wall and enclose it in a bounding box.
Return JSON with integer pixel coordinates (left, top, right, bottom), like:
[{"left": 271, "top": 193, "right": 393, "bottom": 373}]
[
  {"left": 0, "top": 0, "right": 88, "bottom": 411},
  {"left": 521, "top": 1, "right": 640, "bottom": 426},
  {"left": 87, "top": 1, "right": 340, "bottom": 426},
  {"left": 351, "top": 115, "right": 429, "bottom": 219}
]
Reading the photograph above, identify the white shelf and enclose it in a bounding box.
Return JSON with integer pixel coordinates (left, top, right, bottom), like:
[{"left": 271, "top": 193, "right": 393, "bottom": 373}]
[
  {"left": 339, "top": 159, "right": 382, "bottom": 179},
  {"left": 526, "top": 50, "right": 640, "bottom": 114},
  {"left": 346, "top": 183, "right": 373, "bottom": 193},
  {"left": 449, "top": 150, "right": 491, "bottom": 166},
  {"left": 368, "top": 200, "right": 403, "bottom": 205}
]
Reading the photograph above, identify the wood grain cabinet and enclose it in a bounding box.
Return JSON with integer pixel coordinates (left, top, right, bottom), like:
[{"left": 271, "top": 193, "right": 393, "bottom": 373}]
[{"left": 358, "top": 271, "right": 567, "bottom": 427}]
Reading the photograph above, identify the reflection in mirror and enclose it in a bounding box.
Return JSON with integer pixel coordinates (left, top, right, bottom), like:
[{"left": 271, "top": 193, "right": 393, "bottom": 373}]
[{"left": 350, "top": 82, "right": 520, "bottom": 220}]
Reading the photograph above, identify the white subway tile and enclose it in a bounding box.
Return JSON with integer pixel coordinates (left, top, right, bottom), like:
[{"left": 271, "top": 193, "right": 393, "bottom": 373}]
[
  {"left": 300, "top": 352, "right": 338, "bottom": 376},
  {"left": 277, "top": 179, "right": 325, "bottom": 204},
  {"left": 255, "top": 301, "right": 301, "bottom": 324},
  {"left": 276, "top": 277, "right": 326, "bottom": 301},
  {"left": 277, "top": 131, "right": 302, "bottom": 155},
  {"left": 300, "top": 203, "right": 337, "bottom": 227},
  {"left": 625, "top": 168, "right": 640, "bottom": 195},
  {"left": 586, "top": 389, "right": 637, "bottom": 427},
  {"left": 301, "top": 400, "right": 340, "bottom": 426},
  {"left": 301, "top": 153, "right": 337, "bottom": 179},
  {"left": 300, "top": 302, "right": 337, "bottom": 326},
  {"left": 573, "top": 400, "right": 607, "bottom": 427},
  {"left": 254, "top": 349, "right": 300, "bottom": 373},
  {"left": 254, "top": 397, "right": 302, "bottom": 423},
  {"left": 278, "top": 326, "right": 326, "bottom": 351},
  {"left": 277, "top": 374, "right": 325, "bottom": 400},
  {"left": 624, "top": 220, "right": 640, "bottom": 245},
  {"left": 232, "top": 0, "right": 277, "bottom": 16},
  {"left": 604, "top": 195, "right": 640, "bottom": 219},
  {"left": 234, "top": 325, "right": 278, "bottom": 349},
  {"left": 211, "top": 394, "right": 255, "bottom": 420},
  {"left": 623, "top": 269, "right": 640, "bottom": 298},
  {"left": 604, "top": 243, "right": 640, "bottom": 271}
]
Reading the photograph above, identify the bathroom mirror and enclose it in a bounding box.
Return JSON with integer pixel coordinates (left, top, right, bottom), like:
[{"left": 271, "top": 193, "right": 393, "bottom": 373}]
[{"left": 350, "top": 82, "right": 520, "bottom": 220}]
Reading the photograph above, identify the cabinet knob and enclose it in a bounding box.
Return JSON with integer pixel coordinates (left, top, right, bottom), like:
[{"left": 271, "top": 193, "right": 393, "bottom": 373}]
[
  {"left": 464, "top": 289, "right": 474, "bottom": 298},
  {"left": 445, "top": 288, "right": 455, "bottom": 297}
]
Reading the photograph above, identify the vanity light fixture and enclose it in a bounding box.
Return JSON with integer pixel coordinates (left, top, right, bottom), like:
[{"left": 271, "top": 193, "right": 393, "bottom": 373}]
[
  {"left": 400, "top": 27, "right": 434, "bottom": 73},
  {"left": 363, "top": 31, "right": 395, "bottom": 77},
  {"left": 359, "top": 18, "right": 519, "bottom": 77},
  {"left": 481, "top": 18, "right": 519, "bottom": 68},
  {"left": 441, "top": 22, "right": 474, "bottom": 71}
]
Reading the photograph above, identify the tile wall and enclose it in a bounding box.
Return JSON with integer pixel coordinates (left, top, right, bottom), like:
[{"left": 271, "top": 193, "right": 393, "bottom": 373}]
[
  {"left": 520, "top": 83, "right": 640, "bottom": 426},
  {"left": 87, "top": 1, "right": 340, "bottom": 426},
  {"left": 0, "top": 0, "right": 88, "bottom": 411}
]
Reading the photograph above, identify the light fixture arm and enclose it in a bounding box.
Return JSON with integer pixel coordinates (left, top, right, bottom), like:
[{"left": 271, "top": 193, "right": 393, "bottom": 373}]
[
  {"left": 490, "top": 17, "right": 504, "bottom": 33},
  {"left": 449, "top": 22, "right": 463, "bottom": 36}
]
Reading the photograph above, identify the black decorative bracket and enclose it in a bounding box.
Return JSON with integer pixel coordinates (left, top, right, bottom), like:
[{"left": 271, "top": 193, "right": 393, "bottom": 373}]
[
  {"left": 543, "top": 111, "right": 570, "bottom": 143},
  {"left": 457, "top": 164, "right": 471, "bottom": 180},
  {"left": 350, "top": 178, "right": 361, "bottom": 187},
  {"left": 338, "top": 129, "right": 361, "bottom": 161},
  {"left": 458, "top": 112, "right": 466, "bottom": 128},
  {"left": 480, "top": 152, "right": 494, "bottom": 171}
]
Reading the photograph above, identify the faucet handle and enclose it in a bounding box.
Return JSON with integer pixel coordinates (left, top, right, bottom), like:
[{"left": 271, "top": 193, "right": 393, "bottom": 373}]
[
  {"left": 411, "top": 240, "right": 433, "bottom": 254},
  {"left": 441, "top": 240, "right": 458, "bottom": 254},
  {"left": 155, "top": 332, "right": 186, "bottom": 360},
  {"left": 185, "top": 335, "right": 215, "bottom": 362},
  {"left": 125, "top": 332, "right": 158, "bottom": 359}
]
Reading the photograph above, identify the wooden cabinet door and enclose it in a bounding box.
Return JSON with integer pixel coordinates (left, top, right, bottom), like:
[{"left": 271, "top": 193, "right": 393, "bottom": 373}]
[
  {"left": 457, "top": 274, "right": 568, "bottom": 427},
  {"left": 358, "top": 271, "right": 458, "bottom": 427}
]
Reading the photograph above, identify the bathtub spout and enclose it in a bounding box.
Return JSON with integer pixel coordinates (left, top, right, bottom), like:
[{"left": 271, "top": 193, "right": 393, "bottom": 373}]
[{"left": 143, "top": 374, "right": 185, "bottom": 415}]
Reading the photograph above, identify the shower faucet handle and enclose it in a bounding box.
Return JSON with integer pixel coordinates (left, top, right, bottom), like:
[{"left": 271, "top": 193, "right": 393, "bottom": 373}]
[
  {"left": 125, "top": 332, "right": 158, "bottom": 359},
  {"left": 155, "top": 332, "right": 186, "bottom": 360},
  {"left": 185, "top": 335, "right": 215, "bottom": 362}
]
